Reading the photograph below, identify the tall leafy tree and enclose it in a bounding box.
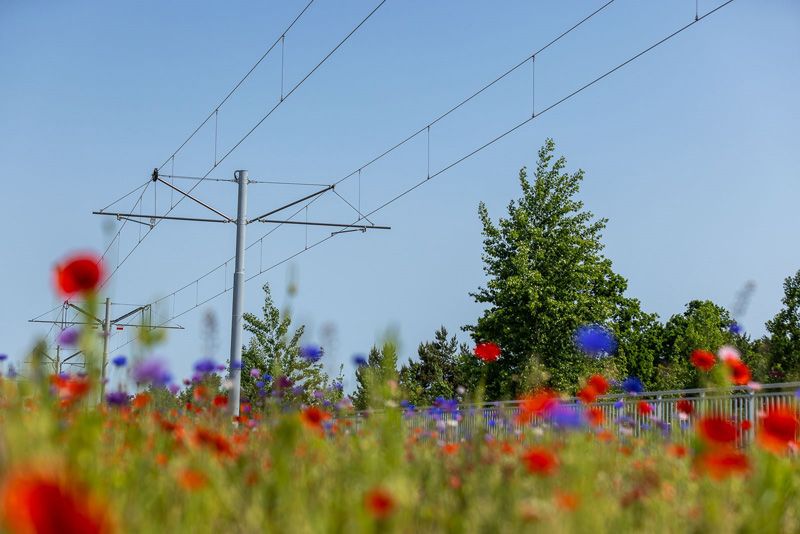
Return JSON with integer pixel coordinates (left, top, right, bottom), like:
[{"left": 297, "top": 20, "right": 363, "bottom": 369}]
[
  {"left": 654, "top": 300, "right": 738, "bottom": 390},
  {"left": 765, "top": 269, "right": 800, "bottom": 380},
  {"left": 466, "top": 139, "right": 643, "bottom": 397},
  {"left": 240, "top": 284, "right": 329, "bottom": 405}
]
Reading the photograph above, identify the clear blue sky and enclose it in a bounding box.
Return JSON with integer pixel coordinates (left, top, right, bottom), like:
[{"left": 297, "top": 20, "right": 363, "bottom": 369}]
[{"left": 1, "top": 0, "right": 798, "bottom": 392}]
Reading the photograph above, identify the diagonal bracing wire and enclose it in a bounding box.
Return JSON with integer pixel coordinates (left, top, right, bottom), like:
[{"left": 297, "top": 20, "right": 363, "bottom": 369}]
[{"left": 106, "top": 0, "right": 737, "bottom": 355}]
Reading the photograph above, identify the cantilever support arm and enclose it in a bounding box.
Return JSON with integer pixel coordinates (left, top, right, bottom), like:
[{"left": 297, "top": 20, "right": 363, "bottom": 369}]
[
  {"left": 67, "top": 303, "right": 103, "bottom": 325},
  {"left": 249, "top": 185, "right": 334, "bottom": 224},
  {"left": 154, "top": 176, "right": 233, "bottom": 222}
]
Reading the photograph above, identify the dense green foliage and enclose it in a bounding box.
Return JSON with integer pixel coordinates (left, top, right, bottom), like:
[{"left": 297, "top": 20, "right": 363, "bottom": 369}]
[
  {"left": 766, "top": 270, "right": 800, "bottom": 381},
  {"left": 241, "top": 284, "right": 335, "bottom": 406}
]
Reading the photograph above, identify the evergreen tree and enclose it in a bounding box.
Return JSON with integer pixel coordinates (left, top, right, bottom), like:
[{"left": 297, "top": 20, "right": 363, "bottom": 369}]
[
  {"left": 399, "top": 326, "right": 461, "bottom": 406},
  {"left": 240, "top": 284, "right": 329, "bottom": 406},
  {"left": 353, "top": 346, "right": 384, "bottom": 411},
  {"left": 353, "top": 342, "right": 398, "bottom": 410},
  {"left": 466, "top": 139, "right": 644, "bottom": 397},
  {"left": 765, "top": 269, "right": 800, "bottom": 380}
]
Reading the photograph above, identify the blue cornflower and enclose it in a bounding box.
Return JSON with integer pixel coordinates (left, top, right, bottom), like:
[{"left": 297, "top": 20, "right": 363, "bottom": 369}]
[
  {"left": 621, "top": 377, "right": 644, "bottom": 394},
  {"left": 729, "top": 322, "right": 744, "bottom": 335},
  {"left": 255, "top": 380, "right": 265, "bottom": 389},
  {"left": 550, "top": 403, "right": 585, "bottom": 429},
  {"left": 0, "top": 354, "right": 7, "bottom": 362},
  {"left": 58, "top": 328, "right": 79, "bottom": 347},
  {"left": 614, "top": 399, "right": 625, "bottom": 410},
  {"left": 132, "top": 357, "right": 172, "bottom": 386},
  {"left": 353, "top": 354, "right": 368, "bottom": 367},
  {"left": 331, "top": 381, "right": 343, "bottom": 392},
  {"left": 300, "top": 344, "right": 322, "bottom": 362},
  {"left": 263, "top": 374, "right": 272, "bottom": 382},
  {"left": 106, "top": 391, "right": 129, "bottom": 407},
  {"left": 111, "top": 355, "right": 127, "bottom": 367},
  {"left": 194, "top": 358, "right": 216, "bottom": 374},
  {"left": 574, "top": 324, "right": 617, "bottom": 357}
]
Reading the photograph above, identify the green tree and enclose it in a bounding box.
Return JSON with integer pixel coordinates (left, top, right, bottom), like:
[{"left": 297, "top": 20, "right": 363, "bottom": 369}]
[
  {"left": 352, "top": 342, "right": 399, "bottom": 410},
  {"left": 240, "top": 284, "right": 329, "bottom": 406},
  {"left": 654, "top": 300, "right": 738, "bottom": 390},
  {"left": 765, "top": 269, "right": 800, "bottom": 380},
  {"left": 399, "top": 326, "right": 466, "bottom": 406},
  {"left": 466, "top": 139, "right": 644, "bottom": 397}
]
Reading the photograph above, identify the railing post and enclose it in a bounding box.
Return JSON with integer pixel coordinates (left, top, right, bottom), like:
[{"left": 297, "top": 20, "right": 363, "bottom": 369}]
[{"left": 748, "top": 390, "right": 756, "bottom": 445}]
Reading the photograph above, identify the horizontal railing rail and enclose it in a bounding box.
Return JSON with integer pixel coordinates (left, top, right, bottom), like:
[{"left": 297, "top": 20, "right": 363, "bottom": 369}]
[{"left": 348, "top": 382, "right": 800, "bottom": 446}]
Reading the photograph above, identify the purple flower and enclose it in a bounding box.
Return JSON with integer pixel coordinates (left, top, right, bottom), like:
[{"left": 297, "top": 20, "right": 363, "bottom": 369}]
[
  {"left": 58, "top": 328, "right": 79, "bottom": 347},
  {"left": 0, "top": 354, "right": 7, "bottom": 362},
  {"left": 574, "top": 324, "right": 617, "bottom": 357},
  {"left": 300, "top": 344, "right": 322, "bottom": 362},
  {"left": 132, "top": 357, "right": 171, "bottom": 386},
  {"left": 614, "top": 399, "right": 625, "bottom": 410},
  {"left": 106, "top": 391, "right": 129, "bottom": 407},
  {"left": 276, "top": 376, "right": 293, "bottom": 389},
  {"left": 331, "top": 381, "right": 343, "bottom": 392},
  {"left": 194, "top": 358, "right": 216, "bottom": 374},
  {"left": 313, "top": 390, "right": 325, "bottom": 400},
  {"left": 353, "top": 354, "right": 368, "bottom": 367},
  {"left": 621, "top": 377, "right": 644, "bottom": 394},
  {"left": 550, "top": 403, "right": 585, "bottom": 429},
  {"left": 168, "top": 383, "right": 180, "bottom": 395},
  {"left": 111, "top": 355, "right": 127, "bottom": 367},
  {"left": 291, "top": 385, "right": 305, "bottom": 396},
  {"left": 250, "top": 368, "right": 261, "bottom": 378},
  {"left": 255, "top": 381, "right": 265, "bottom": 389},
  {"left": 729, "top": 322, "right": 744, "bottom": 335}
]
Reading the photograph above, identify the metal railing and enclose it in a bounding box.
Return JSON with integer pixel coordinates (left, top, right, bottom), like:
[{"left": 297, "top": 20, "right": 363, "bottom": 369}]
[{"left": 351, "top": 382, "right": 800, "bottom": 445}]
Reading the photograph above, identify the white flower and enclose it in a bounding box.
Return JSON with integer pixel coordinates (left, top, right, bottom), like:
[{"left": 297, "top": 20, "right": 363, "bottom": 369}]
[{"left": 717, "top": 345, "right": 741, "bottom": 362}]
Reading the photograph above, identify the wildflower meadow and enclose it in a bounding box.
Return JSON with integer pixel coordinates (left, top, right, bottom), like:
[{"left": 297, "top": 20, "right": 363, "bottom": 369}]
[{"left": 0, "top": 254, "right": 799, "bottom": 534}]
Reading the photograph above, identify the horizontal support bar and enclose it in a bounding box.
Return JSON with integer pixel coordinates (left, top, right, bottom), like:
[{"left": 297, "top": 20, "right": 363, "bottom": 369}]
[
  {"left": 29, "top": 319, "right": 184, "bottom": 330},
  {"left": 93, "top": 211, "right": 229, "bottom": 224},
  {"left": 254, "top": 219, "right": 390, "bottom": 230}
]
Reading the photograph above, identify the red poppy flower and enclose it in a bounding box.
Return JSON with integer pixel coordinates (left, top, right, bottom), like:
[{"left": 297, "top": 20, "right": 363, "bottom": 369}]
[
  {"left": 516, "top": 390, "right": 558, "bottom": 425},
  {"left": 194, "top": 428, "right": 234, "bottom": 457},
  {"left": 364, "top": 487, "right": 395, "bottom": 519},
  {"left": 637, "top": 401, "right": 653, "bottom": 416},
  {"left": 696, "top": 450, "right": 750, "bottom": 479},
  {"left": 178, "top": 469, "right": 207, "bottom": 491},
  {"left": 474, "top": 342, "right": 501, "bottom": 362},
  {"left": 50, "top": 375, "right": 91, "bottom": 406},
  {"left": 690, "top": 349, "right": 716, "bottom": 372},
  {"left": 577, "top": 386, "right": 598, "bottom": 404},
  {"left": 54, "top": 254, "right": 103, "bottom": 296},
  {"left": 0, "top": 470, "right": 112, "bottom": 534},
  {"left": 587, "top": 374, "right": 610, "bottom": 395},
  {"left": 300, "top": 406, "right": 331, "bottom": 433},
  {"left": 441, "top": 443, "right": 459, "bottom": 455},
  {"left": 554, "top": 491, "right": 580, "bottom": 511},
  {"left": 758, "top": 407, "right": 799, "bottom": 454},
  {"left": 212, "top": 395, "right": 228, "bottom": 408},
  {"left": 667, "top": 444, "right": 687, "bottom": 458},
  {"left": 726, "top": 360, "right": 751, "bottom": 385},
  {"left": 520, "top": 447, "right": 558, "bottom": 476},
  {"left": 740, "top": 419, "right": 752, "bottom": 432},
  {"left": 698, "top": 415, "right": 737, "bottom": 445},
  {"left": 586, "top": 406, "right": 604, "bottom": 426},
  {"left": 676, "top": 399, "right": 694, "bottom": 415}
]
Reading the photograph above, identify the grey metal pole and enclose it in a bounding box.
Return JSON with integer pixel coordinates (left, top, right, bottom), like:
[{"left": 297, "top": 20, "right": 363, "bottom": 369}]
[
  {"left": 100, "top": 297, "right": 111, "bottom": 401},
  {"left": 227, "top": 170, "right": 248, "bottom": 417}
]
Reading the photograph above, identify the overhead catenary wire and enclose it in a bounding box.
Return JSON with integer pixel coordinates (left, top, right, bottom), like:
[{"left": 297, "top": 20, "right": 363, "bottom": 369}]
[
  {"left": 95, "top": 0, "right": 389, "bottom": 291},
  {"left": 106, "top": 0, "right": 736, "bottom": 355}
]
